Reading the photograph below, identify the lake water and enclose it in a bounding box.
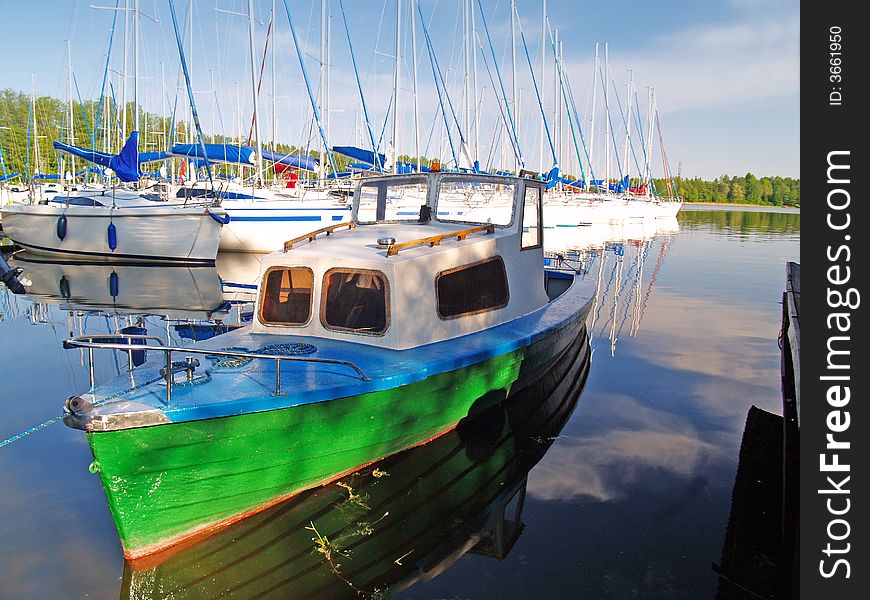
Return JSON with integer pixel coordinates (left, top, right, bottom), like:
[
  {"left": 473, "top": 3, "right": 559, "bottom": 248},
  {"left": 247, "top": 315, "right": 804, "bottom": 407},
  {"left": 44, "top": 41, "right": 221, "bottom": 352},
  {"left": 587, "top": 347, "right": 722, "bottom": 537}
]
[{"left": 0, "top": 207, "right": 799, "bottom": 599}]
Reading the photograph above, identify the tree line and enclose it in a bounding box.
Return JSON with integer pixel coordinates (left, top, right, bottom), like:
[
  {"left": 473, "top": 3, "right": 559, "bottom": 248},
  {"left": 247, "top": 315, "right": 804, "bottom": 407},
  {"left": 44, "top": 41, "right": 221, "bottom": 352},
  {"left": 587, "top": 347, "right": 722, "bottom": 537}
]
[
  {"left": 667, "top": 174, "right": 799, "bottom": 206},
  {"left": 0, "top": 88, "right": 339, "bottom": 181}
]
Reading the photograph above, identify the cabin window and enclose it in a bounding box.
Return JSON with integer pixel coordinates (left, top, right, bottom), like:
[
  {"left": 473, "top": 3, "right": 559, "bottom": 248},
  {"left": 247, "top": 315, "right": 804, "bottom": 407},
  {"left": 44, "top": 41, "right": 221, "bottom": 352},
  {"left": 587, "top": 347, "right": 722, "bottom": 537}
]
[
  {"left": 321, "top": 269, "right": 390, "bottom": 335},
  {"left": 356, "top": 178, "right": 429, "bottom": 223},
  {"left": 436, "top": 258, "right": 509, "bottom": 319},
  {"left": 437, "top": 179, "right": 515, "bottom": 226},
  {"left": 522, "top": 185, "right": 543, "bottom": 249},
  {"left": 259, "top": 267, "right": 314, "bottom": 326}
]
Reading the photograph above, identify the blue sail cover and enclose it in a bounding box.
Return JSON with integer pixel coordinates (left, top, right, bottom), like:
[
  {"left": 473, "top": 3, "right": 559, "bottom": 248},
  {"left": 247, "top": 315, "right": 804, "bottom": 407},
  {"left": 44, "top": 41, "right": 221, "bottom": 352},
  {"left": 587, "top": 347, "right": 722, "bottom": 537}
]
[
  {"left": 54, "top": 140, "right": 166, "bottom": 166},
  {"left": 545, "top": 166, "right": 561, "bottom": 190},
  {"left": 333, "top": 145, "right": 386, "bottom": 168},
  {"left": 345, "top": 161, "right": 430, "bottom": 174},
  {"left": 53, "top": 141, "right": 114, "bottom": 169},
  {"left": 110, "top": 131, "right": 142, "bottom": 182},
  {"left": 53, "top": 131, "right": 141, "bottom": 181},
  {"left": 171, "top": 144, "right": 255, "bottom": 165},
  {"left": 559, "top": 177, "right": 585, "bottom": 189},
  {"left": 608, "top": 175, "right": 630, "bottom": 193},
  {"left": 138, "top": 151, "right": 172, "bottom": 163},
  {"left": 260, "top": 150, "right": 319, "bottom": 172},
  {"left": 397, "top": 161, "right": 431, "bottom": 173},
  {"left": 589, "top": 175, "right": 630, "bottom": 193},
  {"left": 0, "top": 172, "right": 20, "bottom": 182}
]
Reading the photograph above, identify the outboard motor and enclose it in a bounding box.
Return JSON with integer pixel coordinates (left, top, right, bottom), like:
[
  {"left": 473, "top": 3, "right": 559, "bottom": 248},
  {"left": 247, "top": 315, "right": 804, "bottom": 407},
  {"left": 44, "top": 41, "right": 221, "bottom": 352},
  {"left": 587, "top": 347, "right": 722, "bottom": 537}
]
[{"left": 0, "top": 253, "right": 29, "bottom": 294}]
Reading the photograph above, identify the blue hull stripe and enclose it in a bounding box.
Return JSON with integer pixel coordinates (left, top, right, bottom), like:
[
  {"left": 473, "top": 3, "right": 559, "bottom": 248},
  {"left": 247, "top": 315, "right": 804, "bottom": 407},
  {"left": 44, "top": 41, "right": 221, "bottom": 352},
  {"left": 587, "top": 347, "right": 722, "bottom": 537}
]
[
  {"left": 224, "top": 207, "right": 351, "bottom": 212},
  {"left": 227, "top": 216, "right": 323, "bottom": 222}
]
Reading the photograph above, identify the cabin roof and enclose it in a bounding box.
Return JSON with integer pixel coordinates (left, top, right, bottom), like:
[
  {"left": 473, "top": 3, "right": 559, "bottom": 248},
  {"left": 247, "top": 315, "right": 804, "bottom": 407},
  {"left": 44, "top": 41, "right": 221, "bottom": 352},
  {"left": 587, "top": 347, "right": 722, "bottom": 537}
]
[{"left": 273, "top": 220, "right": 507, "bottom": 266}]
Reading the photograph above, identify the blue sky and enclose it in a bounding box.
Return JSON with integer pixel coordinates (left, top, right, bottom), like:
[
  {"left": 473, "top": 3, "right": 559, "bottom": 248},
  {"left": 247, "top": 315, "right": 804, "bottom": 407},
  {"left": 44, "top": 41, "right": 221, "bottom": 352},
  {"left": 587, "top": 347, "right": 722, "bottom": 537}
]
[{"left": 0, "top": 0, "right": 799, "bottom": 179}]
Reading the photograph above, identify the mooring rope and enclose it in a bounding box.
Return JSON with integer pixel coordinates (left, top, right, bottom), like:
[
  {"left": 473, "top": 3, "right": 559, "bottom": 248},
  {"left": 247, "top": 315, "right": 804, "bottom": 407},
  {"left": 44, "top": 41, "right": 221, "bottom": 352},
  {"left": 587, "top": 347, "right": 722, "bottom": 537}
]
[
  {"left": 1, "top": 363, "right": 207, "bottom": 449},
  {"left": 1, "top": 343, "right": 319, "bottom": 448}
]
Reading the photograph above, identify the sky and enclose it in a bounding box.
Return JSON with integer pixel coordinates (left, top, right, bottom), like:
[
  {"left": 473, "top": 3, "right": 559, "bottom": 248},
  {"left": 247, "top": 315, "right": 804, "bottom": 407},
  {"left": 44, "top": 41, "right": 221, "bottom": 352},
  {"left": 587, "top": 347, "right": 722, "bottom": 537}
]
[{"left": 0, "top": 0, "right": 799, "bottom": 179}]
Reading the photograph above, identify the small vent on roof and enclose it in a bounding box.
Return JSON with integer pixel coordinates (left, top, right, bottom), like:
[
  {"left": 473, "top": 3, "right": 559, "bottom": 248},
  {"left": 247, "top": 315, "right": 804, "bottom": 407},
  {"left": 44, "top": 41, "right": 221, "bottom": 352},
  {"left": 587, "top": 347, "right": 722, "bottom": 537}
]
[{"left": 377, "top": 236, "right": 396, "bottom": 249}]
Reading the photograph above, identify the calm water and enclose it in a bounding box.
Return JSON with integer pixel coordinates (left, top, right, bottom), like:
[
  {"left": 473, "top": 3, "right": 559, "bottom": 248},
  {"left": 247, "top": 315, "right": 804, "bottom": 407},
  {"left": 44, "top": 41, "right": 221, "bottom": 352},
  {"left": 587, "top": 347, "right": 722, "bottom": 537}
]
[{"left": 0, "top": 208, "right": 799, "bottom": 599}]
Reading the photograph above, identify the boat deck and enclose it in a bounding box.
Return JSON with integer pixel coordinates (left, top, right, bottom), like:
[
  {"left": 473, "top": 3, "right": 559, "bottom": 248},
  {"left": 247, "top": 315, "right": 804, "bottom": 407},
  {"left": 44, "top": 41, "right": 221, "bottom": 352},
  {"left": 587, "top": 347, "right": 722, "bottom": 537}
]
[{"left": 76, "top": 273, "right": 593, "bottom": 428}]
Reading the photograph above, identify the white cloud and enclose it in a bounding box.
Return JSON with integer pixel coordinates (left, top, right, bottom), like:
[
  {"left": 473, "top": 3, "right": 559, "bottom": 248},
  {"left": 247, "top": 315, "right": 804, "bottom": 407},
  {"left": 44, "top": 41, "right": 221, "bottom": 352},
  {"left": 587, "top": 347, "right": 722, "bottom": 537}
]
[{"left": 562, "top": 13, "right": 799, "bottom": 115}]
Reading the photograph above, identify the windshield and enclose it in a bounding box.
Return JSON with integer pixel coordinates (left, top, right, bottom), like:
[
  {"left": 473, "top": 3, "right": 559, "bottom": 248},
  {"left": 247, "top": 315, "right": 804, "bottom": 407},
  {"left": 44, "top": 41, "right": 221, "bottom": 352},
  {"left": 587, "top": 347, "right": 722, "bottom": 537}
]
[
  {"left": 355, "top": 177, "right": 429, "bottom": 223},
  {"left": 436, "top": 178, "right": 515, "bottom": 226}
]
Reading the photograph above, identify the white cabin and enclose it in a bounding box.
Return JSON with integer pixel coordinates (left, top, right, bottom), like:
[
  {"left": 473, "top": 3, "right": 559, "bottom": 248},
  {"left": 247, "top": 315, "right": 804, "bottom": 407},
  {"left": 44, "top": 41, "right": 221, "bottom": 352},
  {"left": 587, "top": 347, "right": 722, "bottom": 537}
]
[{"left": 251, "top": 172, "right": 549, "bottom": 350}]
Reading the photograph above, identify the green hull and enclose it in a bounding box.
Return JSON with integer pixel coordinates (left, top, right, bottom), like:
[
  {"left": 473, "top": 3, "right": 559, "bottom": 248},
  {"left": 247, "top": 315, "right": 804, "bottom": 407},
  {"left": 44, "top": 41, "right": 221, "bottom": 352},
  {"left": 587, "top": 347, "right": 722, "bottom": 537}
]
[
  {"left": 88, "top": 319, "right": 582, "bottom": 559},
  {"left": 121, "top": 328, "right": 591, "bottom": 598}
]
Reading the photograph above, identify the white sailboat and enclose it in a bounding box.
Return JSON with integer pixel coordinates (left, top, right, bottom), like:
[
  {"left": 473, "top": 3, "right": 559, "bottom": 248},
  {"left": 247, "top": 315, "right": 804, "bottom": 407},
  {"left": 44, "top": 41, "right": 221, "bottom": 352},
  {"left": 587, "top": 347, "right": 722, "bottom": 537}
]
[{"left": 1, "top": 6, "right": 228, "bottom": 264}]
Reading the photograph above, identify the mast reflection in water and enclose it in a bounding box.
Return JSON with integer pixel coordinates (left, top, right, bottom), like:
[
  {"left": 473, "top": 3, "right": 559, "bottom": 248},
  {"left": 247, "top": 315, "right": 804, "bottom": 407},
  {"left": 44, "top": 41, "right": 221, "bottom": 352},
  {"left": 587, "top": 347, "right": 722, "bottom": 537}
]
[{"left": 121, "top": 317, "right": 592, "bottom": 599}]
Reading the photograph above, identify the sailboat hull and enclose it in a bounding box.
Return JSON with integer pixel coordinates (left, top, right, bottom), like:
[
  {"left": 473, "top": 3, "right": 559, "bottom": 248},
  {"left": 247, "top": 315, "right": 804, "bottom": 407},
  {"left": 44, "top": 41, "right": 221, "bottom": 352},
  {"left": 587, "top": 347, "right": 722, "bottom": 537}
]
[
  {"left": 0, "top": 203, "right": 224, "bottom": 264},
  {"left": 219, "top": 200, "right": 353, "bottom": 252}
]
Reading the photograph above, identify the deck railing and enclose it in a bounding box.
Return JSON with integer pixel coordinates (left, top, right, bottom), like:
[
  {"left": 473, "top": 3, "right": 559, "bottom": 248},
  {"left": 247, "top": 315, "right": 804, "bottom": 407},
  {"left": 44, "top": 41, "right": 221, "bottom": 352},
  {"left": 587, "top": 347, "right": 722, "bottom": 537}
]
[
  {"left": 385, "top": 224, "right": 495, "bottom": 256},
  {"left": 63, "top": 334, "right": 369, "bottom": 404},
  {"left": 283, "top": 221, "right": 357, "bottom": 251}
]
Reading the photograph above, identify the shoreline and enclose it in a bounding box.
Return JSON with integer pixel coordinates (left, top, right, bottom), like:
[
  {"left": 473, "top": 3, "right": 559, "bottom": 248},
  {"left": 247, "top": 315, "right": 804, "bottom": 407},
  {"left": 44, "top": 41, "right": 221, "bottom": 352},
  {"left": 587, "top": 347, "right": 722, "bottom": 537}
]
[{"left": 683, "top": 201, "right": 800, "bottom": 209}]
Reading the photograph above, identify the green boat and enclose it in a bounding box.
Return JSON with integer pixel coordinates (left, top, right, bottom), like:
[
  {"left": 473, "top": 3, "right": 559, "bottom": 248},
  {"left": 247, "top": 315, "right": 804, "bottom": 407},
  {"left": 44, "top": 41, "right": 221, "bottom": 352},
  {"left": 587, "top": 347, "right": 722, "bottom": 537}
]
[
  {"left": 121, "top": 320, "right": 591, "bottom": 598},
  {"left": 63, "top": 172, "right": 594, "bottom": 560}
]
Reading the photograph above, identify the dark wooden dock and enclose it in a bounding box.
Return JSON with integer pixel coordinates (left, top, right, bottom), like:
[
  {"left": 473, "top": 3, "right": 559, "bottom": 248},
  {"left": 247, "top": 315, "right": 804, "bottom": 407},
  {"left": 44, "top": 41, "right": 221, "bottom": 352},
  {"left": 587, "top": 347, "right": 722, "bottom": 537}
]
[
  {"left": 714, "top": 263, "right": 800, "bottom": 599},
  {"left": 782, "top": 262, "right": 800, "bottom": 428}
]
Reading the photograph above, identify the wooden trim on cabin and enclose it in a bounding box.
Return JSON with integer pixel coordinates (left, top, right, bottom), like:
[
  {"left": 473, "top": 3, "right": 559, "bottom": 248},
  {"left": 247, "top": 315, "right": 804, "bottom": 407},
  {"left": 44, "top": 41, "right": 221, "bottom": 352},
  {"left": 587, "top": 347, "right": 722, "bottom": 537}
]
[
  {"left": 283, "top": 221, "right": 357, "bottom": 251},
  {"left": 319, "top": 267, "right": 392, "bottom": 337},
  {"left": 386, "top": 224, "right": 495, "bottom": 257},
  {"left": 434, "top": 256, "right": 510, "bottom": 321}
]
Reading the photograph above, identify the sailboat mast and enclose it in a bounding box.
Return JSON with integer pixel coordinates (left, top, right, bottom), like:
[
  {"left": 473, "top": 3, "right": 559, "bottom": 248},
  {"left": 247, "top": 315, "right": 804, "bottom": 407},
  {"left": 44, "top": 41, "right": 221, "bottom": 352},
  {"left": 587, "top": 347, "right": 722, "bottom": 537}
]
[
  {"left": 552, "top": 29, "right": 559, "bottom": 173},
  {"left": 539, "top": 0, "right": 546, "bottom": 172},
  {"left": 471, "top": 0, "right": 479, "bottom": 166},
  {"left": 510, "top": 0, "right": 517, "bottom": 171},
  {"left": 589, "top": 42, "right": 598, "bottom": 184},
  {"left": 622, "top": 69, "right": 633, "bottom": 183},
  {"left": 392, "top": 0, "right": 402, "bottom": 173},
  {"left": 411, "top": 0, "right": 420, "bottom": 172},
  {"left": 235, "top": 81, "right": 242, "bottom": 178},
  {"left": 319, "top": 0, "right": 328, "bottom": 181},
  {"left": 271, "top": 0, "right": 276, "bottom": 157},
  {"left": 209, "top": 70, "right": 215, "bottom": 139},
  {"left": 188, "top": 1, "right": 194, "bottom": 145},
  {"left": 31, "top": 74, "right": 40, "bottom": 177},
  {"left": 67, "top": 40, "right": 75, "bottom": 182},
  {"left": 463, "top": 0, "right": 470, "bottom": 143},
  {"left": 327, "top": 12, "right": 332, "bottom": 162},
  {"left": 161, "top": 60, "right": 168, "bottom": 180},
  {"left": 645, "top": 87, "right": 654, "bottom": 195},
  {"left": 247, "top": 0, "right": 264, "bottom": 186},
  {"left": 604, "top": 41, "right": 610, "bottom": 188},
  {"left": 134, "top": 0, "right": 140, "bottom": 132},
  {"left": 122, "top": 0, "right": 129, "bottom": 140},
  {"left": 559, "top": 37, "right": 565, "bottom": 177}
]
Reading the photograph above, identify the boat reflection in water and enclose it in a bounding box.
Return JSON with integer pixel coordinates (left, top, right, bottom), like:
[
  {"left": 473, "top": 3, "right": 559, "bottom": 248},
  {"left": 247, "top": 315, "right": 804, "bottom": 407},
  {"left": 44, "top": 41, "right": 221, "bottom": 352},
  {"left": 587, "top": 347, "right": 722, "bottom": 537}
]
[
  {"left": 8, "top": 256, "right": 229, "bottom": 322},
  {"left": 5, "top": 255, "right": 264, "bottom": 350},
  {"left": 121, "top": 313, "right": 591, "bottom": 599},
  {"left": 544, "top": 217, "right": 680, "bottom": 356}
]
